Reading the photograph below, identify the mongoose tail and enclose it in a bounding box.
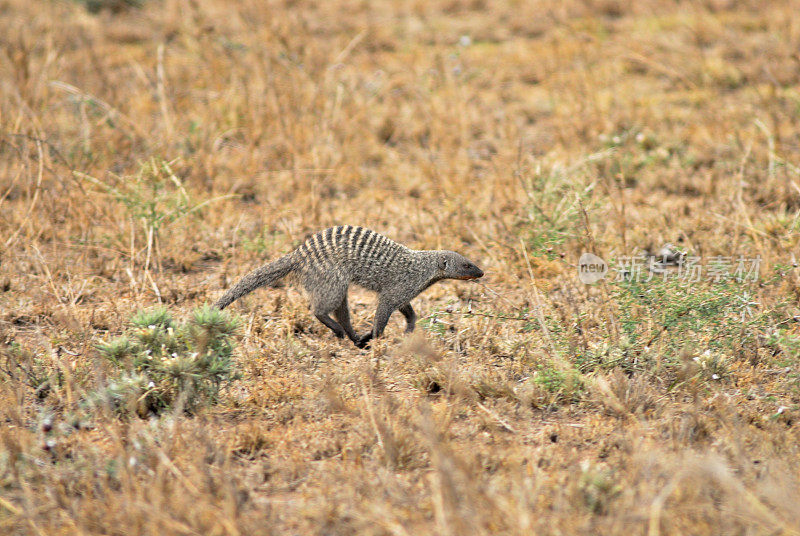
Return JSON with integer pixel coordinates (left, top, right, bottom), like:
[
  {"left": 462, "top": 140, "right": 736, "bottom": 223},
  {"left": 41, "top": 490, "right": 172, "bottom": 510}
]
[
  {"left": 214, "top": 226, "right": 484, "bottom": 347},
  {"left": 215, "top": 254, "right": 295, "bottom": 310}
]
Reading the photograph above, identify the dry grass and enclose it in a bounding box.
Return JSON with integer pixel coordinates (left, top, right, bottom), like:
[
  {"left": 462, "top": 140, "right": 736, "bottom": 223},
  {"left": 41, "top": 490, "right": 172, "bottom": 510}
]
[{"left": 2, "top": 0, "right": 800, "bottom": 533}]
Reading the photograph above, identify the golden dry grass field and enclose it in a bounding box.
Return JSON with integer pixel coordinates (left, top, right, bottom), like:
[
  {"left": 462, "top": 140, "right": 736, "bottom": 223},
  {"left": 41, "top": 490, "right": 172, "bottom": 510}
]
[{"left": 2, "top": 0, "right": 800, "bottom": 533}]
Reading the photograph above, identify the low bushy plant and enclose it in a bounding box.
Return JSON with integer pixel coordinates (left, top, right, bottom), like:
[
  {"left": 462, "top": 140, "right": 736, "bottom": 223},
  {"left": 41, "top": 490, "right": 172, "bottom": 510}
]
[{"left": 92, "top": 306, "right": 239, "bottom": 417}]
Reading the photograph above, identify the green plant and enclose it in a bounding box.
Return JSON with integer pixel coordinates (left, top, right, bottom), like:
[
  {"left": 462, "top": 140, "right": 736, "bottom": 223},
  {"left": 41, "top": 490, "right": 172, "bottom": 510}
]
[
  {"left": 587, "top": 276, "right": 782, "bottom": 376},
  {"left": 533, "top": 366, "right": 584, "bottom": 402},
  {"left": 514, "top": 152, "right": 605, "bottom": 259},
  {"left": 766, "top": 328, "right": 800, "bottom": 361},
  {"left": 93, "top": 306, "right": 239, "bottom": 416},
  {"left": 518, "top": 166, "right": 584, "bottom": 258},
  {"left": 77, "top": 158, "right": 230, "bottom": 271},
  {"left": 419, "top": 311, "right": 450, "bottom": 335},
  {"left": 0, "top": 342, "right": 54, "bottom": 399}
]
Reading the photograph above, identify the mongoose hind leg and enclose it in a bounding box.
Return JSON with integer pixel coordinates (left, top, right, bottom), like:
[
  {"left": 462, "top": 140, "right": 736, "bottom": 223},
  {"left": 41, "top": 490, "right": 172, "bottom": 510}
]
[
  {"left": 399, "top": 303, "right": 416, "bottom": 333},
  {"left": 314, "top": 311, "right": 346, "bottom": 339},
  {"left": 333, "top": 297, "right": 359, "bottom": 344},
  {"left": 306, "top": 276, "right": 351, "bottom": 341}
]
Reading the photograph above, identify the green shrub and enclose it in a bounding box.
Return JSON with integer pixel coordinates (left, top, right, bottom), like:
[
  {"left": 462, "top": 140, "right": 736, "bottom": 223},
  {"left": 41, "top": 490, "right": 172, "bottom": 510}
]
[
  {"left": 574, "top": 276, "right": 782, "bottom": 377},
  {"left": 92, "top": 306, "right": 239, "bottom": 417},
  {"left": 534, "top": 366, "right": 583, "bottom": 399}
]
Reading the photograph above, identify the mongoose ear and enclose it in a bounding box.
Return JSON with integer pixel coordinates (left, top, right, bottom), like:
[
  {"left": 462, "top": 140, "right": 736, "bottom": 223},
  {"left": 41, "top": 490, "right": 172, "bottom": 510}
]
[{"left": 437, "top": 256, "right": 448, "bottom": 271}]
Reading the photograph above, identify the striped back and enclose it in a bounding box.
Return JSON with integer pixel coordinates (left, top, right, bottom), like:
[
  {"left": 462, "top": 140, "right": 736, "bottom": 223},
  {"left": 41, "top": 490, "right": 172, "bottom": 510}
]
[{"left": 295, "top": 226, "right": 408, "bottom": 271}]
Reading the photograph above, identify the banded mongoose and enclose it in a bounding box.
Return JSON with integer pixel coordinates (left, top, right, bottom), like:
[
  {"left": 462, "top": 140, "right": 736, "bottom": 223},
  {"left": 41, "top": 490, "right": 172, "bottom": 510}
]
[{"left": 215, "top": 225, "right": 484, "bottom": 348}]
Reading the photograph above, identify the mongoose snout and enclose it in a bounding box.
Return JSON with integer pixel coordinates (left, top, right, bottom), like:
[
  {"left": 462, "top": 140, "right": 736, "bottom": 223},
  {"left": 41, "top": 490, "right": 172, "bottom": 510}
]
[
  {"left": 456, "top": 266, "right": 484, "bottom": 280},
  {"left": 215, "top": 225, "right": 483, "bottom": 347}
]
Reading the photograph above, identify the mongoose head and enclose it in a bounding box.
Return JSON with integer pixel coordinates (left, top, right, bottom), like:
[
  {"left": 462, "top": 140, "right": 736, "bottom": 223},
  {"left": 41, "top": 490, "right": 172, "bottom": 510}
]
[{"left": 437, "top": 251, "right": 484, "bottom": 280}]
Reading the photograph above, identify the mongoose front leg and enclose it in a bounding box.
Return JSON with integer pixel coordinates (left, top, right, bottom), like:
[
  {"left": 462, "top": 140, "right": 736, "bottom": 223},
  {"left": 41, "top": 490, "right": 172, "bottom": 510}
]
[
  {"left": 356, "top": 299, "right": 398, "bottom": 348},
  {"left": 399, "top": 303, "right": 416, "bottom": 333}
]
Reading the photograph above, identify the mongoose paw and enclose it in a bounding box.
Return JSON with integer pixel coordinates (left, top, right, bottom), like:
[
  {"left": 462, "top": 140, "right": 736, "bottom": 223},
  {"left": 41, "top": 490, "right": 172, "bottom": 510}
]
[{"left": 355, "top": 334, "right": 373, "bottom": 349}]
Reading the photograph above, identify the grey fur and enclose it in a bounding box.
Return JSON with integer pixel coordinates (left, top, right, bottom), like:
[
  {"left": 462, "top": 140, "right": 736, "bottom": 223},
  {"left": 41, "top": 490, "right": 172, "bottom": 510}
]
[{"left": 215, "top": 225, "right": 484, "bottom": 347}]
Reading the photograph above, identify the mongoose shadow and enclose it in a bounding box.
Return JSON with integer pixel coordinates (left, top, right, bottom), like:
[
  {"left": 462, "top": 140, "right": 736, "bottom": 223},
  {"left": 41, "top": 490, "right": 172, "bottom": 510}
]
[{"left": 215, "top": 225, "right": 484, "bottom": 348}]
